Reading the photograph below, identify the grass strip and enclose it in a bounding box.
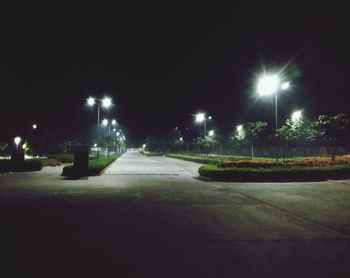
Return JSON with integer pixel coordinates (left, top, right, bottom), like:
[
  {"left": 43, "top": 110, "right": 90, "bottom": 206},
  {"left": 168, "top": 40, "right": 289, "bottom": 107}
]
[{"left": 62, "top": 154, "right": 120, "bottom": 176}]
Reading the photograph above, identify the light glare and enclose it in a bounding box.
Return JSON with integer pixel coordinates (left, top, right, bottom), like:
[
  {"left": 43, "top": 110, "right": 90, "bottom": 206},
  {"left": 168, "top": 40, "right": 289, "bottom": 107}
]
[
  {"left": 257, "top": 74, "right": 280, "bottom": 96},
  {"left": 102, "top": 119, "right": 108, "bottom": 126},
  {"left": 87, "top": 97, "right": 95, "bottom": 106},
  {"left": 291, "top": 110, "right": 302, "bottom": 122},
  {"left": 195, "top": 112, "right": 205, "bottom": 123},
  {"left": 14, "top": 136, "right": 21, "bottom": 145},
  {"left": 281, "top": 81, "right": 290, "bottom": 90},
  {"left": 102, "top": 97, "right": 112, "bottom": 108}
]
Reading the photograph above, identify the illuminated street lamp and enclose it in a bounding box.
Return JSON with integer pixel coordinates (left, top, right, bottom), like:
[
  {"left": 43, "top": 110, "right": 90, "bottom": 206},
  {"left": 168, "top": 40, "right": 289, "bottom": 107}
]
[
  {"left": 195, "top": 112, "right": 212, "bottom": 137},
  {"left": 14, "top": 136, "right": 21, "bottom": 150},
  {"left": 86, "top": 96, "right": 113, "bottom": 135},
  {"left": 208, "top": 130, "right": 215, "bottom": 137},
  {"left": 256, "top": 73, "right": 290, "bottom": 161},
  {"left": 102, "top": 118, "right": 118, "bottom": 136},
  {"left": 32, "top": 124, "right": 37, "bottom": 130},
  {"left": 291, "top": 110, "right": 303, "bottom": 123}
]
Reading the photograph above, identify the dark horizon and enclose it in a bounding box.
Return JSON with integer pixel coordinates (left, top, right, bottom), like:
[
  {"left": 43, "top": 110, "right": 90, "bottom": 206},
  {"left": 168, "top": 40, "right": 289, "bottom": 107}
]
[{"left": 1, "top": 4, "right": 350, "bottom": 146}]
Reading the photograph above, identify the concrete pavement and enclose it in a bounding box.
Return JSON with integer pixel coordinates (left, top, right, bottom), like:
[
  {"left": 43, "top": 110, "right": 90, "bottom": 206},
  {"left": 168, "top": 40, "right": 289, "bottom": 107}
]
[{"left": 1, "top": 151, "right": 350, "bottom": 277}]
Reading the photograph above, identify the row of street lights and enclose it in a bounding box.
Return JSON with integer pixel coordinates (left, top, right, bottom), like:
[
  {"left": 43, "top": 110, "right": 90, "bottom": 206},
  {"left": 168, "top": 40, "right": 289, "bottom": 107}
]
[
  {"left": 195, "top": 112, "right": 212, "bottom": 136},
  {"left": 86, "top": 96, "right": 127, "bottom": 153},
  {"left": 191, "top": 71, "right": 298, "bottom": 160}
]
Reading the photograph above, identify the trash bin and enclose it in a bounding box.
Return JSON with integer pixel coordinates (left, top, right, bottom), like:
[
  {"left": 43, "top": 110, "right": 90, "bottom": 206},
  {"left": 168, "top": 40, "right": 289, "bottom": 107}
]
[{"left": 74, "top": 146, "right": 89, "bottom": 171}]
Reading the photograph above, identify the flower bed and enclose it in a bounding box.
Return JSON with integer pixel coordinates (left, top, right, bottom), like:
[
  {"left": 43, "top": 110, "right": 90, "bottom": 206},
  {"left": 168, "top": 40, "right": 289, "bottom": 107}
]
[{"left": 218, "top": 155, "right": 350, "bottom": 168}]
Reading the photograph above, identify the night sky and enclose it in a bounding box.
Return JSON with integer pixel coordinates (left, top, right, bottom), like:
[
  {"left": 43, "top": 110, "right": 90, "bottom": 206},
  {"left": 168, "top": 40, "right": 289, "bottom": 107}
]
[{"left": 1, "top": 3, "right": 349, "bottom": 146}]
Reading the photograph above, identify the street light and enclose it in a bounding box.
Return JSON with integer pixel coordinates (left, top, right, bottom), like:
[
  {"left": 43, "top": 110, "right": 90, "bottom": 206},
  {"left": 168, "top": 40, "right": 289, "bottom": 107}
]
[
  {"left": 208, "top": 130, "right": 215, "bottom": 137},
  {"left": 102, "top": 118, "right": 118, "bottom": 136},
  {"left": 195, "top": 112, "right": 212, "bottom": 137},
  {"left": 32, "top": 124, "right": 37, "bottom": 130},
  {"left": 87, "top": 96, "right": 113, "bottom": 135},
  {"left": 14, "top": 136, "right": 21, "bottom": 150},
  {"left": 291, "top": 110, "right": 302, "bottom": 123},
  {"left": 256, "top": 73, "right": 290, "bottom": 161}
]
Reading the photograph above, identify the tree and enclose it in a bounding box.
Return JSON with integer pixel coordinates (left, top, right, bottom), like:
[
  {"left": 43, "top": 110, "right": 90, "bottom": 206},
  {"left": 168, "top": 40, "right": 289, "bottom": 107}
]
[
  {"left": 230, "top": 121, "right": 267, "bottom": 158},
  {"left": 243, "top": 121, "right": 267, "bottom": 158},
  {"left": 0, "top": 142, "right": 8, "bottom": 152},
  {"left": 312, "top": 113, "right": 350, "bottom": 161},
  {"left": 174, "top": 139, "right": 185, "bottom": 152},
  {"left": 145, "top": 137, "right": 169, "bottom": 152},
  {"left": 277, "top": 113, "right": 314, "bottom": 160},
  {"left": 192, "top": 136, "right": 217, "bottom": 154}
]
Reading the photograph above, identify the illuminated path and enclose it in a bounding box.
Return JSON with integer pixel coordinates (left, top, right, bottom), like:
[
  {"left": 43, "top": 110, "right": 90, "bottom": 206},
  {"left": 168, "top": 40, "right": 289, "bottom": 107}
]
[{"left": 1, "top": 151, "right": 350, "bottom": 277}]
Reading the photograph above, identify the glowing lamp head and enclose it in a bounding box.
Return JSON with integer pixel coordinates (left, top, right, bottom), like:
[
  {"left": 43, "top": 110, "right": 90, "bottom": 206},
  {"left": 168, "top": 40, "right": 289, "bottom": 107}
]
[
  {"left": 142, "top": 144, "right": 146, "bottom": 148},
  {"left": 208, "top": 130, "right": 215, "bottom": 137},
  {"left": 195, "top": 112, "right": 206, "bottom": 123},
  {"left": 102, "top": 97, "right": 112, "bottom": 108},
  {"left": 116, "top": 132, "right": 120, "bottom": 136},
  {"left": 291, "top": 110, "right": 302, "bottom": 122},
  {"left": 111, "top": 119, "right": 117, "bottom": 126},
  {"left": 14, "top": 136, "right": 21, "bottom": 145},
  {"left": 281, "top": 81, "right": 290, "bottom": 90},
  {"left": 236, "top": 125, "right": 243, "bottom": 132},
  {"left": 257, "top": 74, "right": 280, "bottom": 96},
  {"left": 87, "top": 97, "right": 95, "bottom": 106},
  {"left": 179, "top": 137, "right": 183, "bottom": 141},
  {"left": 102, "top": 119, "right": 108, "bottom": 126},
  {"left": 32, "top": 124, "right": 37, "bottom": 129}
]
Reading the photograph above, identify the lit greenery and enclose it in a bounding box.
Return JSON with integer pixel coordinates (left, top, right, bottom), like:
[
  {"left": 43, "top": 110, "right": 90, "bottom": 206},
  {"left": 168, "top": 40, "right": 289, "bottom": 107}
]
[
  {"left": 62, "top": 154, "right": 120, "bottom": 176},
  {"left": 312, "top": 113, "right": 350, "bottom": 161}
]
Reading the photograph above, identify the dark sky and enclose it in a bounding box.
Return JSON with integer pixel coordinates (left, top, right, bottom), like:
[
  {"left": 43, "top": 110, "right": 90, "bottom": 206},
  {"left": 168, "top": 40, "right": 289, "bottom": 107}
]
[{"left": 1, "top": 3, "right": 350, "bottom": 146}]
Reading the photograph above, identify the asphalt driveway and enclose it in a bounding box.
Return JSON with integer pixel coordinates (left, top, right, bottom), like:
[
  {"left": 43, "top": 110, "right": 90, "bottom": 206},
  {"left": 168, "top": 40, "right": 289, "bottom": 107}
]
[{"left": 1, "top": 151, "right": 350, "bottom": 277}]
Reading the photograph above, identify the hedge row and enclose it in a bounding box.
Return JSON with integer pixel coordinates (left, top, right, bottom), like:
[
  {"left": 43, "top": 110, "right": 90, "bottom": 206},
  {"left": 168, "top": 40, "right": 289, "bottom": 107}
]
[
  {"left": 47, "top": 153, "right": 74, "bottom": 163},
  {"left": 0, "top": 160, "right": 43, "bottom": 173},
  {"left": 62, "top": 154, "right": 120, "bottom": 176},
  {"left": 165, "top": 154, "right": 221, "bottom": 165},
  {"left": 199, "top": 164, "right": 350, "bottom": 182}
]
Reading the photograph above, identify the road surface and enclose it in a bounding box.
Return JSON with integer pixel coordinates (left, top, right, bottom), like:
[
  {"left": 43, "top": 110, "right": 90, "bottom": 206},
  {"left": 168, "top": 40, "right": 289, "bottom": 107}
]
[{"left": 1, "top": 151, "right": 350, "bottom": 277}]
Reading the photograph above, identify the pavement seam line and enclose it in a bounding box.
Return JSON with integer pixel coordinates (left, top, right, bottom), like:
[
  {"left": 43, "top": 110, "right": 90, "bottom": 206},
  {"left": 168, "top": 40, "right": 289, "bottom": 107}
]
[{"left": 228, "top": 188, "right": 350, "bottom": 238}]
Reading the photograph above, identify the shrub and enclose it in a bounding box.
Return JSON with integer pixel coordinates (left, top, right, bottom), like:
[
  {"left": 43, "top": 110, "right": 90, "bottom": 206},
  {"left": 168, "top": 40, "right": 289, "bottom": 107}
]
[
  {"left": 62, "top": 154, "right": 119, "bottom": 176},
  {"left": 166, "top": 154, "right": 220, "bottom": 165},
  {"left": 47, "top": 153, "right": 74, "bottom": 163},
  {"left": 42, "top": 159, "right": 62, "bottom": 167},
  {"left": 199, "top": 164, "right": 350, "bottom": 182},
  {"left": 0, "top": 159, "right": 43, "bottom": 173}
]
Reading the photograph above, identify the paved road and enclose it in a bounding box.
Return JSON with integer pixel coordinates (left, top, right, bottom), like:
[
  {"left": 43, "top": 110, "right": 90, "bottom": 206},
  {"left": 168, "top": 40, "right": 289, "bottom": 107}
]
[{"left": 1, "top": 151, "right": 350, "bottom": 277}]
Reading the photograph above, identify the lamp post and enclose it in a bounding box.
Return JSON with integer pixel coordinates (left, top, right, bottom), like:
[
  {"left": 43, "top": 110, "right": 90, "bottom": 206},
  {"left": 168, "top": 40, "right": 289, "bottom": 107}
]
[
  {"left": 256, "top": 73, "right": 290, "bottom": 161},
  {"left": 87, "top": 96, "right": 112, "bottom": 136},
  {"left": 102, "top": 118, "right": 117, "bottom": 136},
  {"left": 195, "top": 112, "right": 212, "bottom": 137},
  {"left": 14, "top": 136, "right": 21, "bottom": 151}
]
